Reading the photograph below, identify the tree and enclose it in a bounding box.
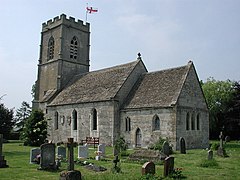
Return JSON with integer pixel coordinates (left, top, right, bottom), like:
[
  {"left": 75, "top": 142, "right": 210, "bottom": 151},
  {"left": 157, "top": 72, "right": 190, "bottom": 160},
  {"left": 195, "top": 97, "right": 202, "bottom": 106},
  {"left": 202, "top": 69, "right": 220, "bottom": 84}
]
[
  {"left": 15, "top": 101, "right": 31, "bottom": 132},
  {"left": 21, "top": 110, "right": 48, "bottom": 146},
  {"left": 0, "top": 103, "right": 14, "bottom": 139},
  {"left": 202, "top": 77, "right": 235, "bottom": 139}
]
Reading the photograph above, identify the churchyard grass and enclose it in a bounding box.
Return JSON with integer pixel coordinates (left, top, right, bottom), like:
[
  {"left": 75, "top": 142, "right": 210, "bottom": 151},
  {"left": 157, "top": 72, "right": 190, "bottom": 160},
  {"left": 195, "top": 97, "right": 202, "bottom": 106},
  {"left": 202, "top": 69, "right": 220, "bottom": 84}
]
[{"left": 1, "top": 140, "right": 240, "bottom": 179}]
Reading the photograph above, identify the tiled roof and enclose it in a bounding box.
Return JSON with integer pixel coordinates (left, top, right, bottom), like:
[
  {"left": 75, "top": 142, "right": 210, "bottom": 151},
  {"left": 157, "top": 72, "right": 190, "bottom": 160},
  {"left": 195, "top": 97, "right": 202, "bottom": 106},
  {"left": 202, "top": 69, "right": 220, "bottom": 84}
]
[
  {"left": 124, "top": 63, "right": 191, "bottom": 109},
  {"left": 49, "top": 60, "right": 141, "bottom": 106}
]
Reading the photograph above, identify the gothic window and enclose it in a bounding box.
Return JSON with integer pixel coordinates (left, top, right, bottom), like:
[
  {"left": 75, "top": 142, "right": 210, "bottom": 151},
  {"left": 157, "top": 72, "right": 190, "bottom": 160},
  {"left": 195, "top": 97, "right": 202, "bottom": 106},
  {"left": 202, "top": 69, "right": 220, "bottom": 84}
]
[
  {"left": 152, "top": 115, "right": 160, "bottom": 131},
  {"left": 125, "top": 117, "right": 131, "bottom": 132},
  {"left": 197, "top": 113, "right": 200, "bottom": 130},
  {"left": 48, "top": 36, "right": 54, "bottom": 60},
  {"left": 54, "top": 111, "right": 58, "bottom": 130},
  {"left": 186, "top": 112, "right": 190, "bottom": 130},
  {"left": 72, "top": 110, "right": 77, "bottom": 130},
  {"left": 92, "top": 108, "right": 97, "bottom": 130},
  {"left": 70, "top": 36, "right": 78, "bottom": 59},
  {"left": 191, "top": 112, "right": 195, "bottom": 130}
]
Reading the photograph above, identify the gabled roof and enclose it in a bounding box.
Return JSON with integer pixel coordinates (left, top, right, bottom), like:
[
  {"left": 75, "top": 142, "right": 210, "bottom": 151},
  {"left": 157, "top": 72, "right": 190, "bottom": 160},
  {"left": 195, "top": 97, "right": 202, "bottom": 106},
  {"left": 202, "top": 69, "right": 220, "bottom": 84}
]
[
  {"left": 49, "top": 60, "right": 142, "bottom": 106},
  {"left": 124, "top": 62, "right": 192, "bottom": 109}
]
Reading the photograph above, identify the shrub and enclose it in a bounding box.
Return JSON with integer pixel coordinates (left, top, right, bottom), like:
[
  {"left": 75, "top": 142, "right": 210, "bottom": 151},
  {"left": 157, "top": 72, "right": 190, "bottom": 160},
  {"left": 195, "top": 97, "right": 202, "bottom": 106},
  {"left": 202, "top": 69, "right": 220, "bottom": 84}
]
[
  {"left": 211, "top": 142, "right": 220, "bottom": 151},
  {"left": 114, "top": 136, "right": 128, "bottom": 156}
]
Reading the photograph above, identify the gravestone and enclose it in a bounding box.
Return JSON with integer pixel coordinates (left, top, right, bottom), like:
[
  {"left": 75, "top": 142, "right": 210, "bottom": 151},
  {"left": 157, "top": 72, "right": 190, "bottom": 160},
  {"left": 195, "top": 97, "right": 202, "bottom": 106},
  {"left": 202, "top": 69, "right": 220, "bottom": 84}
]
[
  {"left": 225, "top": 136, "right": 230, "bottom": 143},
  {"left": 179, "top": 137, "right": 186, "bottom": 154},
  {"left": 162, "top": 141, "right": 170, "bottom": 156},
  {"left": 142, "top": 161, "right": 155, "bottom": 175},
  {"left": 208, "top": 150, "right": 213, "bottom": 160},
  {"left": 164, "top": 157, "right": 174, "bottom": 177},
  {"left": 0, "top": 134, "right": 8, "bottom": 168},
  {"left": 98, "top": 144, "right": 106, "bottom": 156},
  {"left": 217, "top": 131, "right": 227, "bottom": 157},
  {"left": 57, "top": 146, "right": 66, "bottom": 159},
  {"left": 30, "top": 148, "right": 41, "bottom": 164},
  {"left": 39, "top": 143, "right": 57, "bottom": 170},
  {"left": 78, "top": 145, "right": 89, "bottom": 159},
  {"left": 60, "top": 138, "right": 81, "bottom": 180}
]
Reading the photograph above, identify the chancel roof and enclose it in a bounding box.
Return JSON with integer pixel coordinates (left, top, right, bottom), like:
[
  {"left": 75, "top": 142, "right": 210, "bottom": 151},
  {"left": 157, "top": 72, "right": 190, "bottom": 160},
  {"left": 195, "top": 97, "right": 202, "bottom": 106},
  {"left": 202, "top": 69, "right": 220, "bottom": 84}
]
[
  {"left": 50, "top": 60, "right": 141, "bottom": 106},
  {"left": 124, "top": 62, "right": 192, "bottom": 109}
]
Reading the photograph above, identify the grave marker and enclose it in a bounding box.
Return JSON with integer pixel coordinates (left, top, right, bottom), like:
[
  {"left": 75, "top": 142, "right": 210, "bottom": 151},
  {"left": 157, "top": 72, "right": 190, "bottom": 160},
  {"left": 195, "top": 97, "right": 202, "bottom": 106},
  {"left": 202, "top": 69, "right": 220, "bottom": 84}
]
[
  {"left": 78, "top": 145, "right": 89, "bottom": 159},
  {"left": 208, "top": 150, "right": 213, "bottom": 160},
  {"left": 0, "top": 134, "right": 8, "bottom": 168},
  {"left": 142, "top": 161, "right": 155, "bottom": 175},
  {"left": 57, "top": 146, "right": 66, "bottom": 159},
  {"left": 164, "top": 157, "right": 174, "bottom": 177},
  {"left": 162, "top": 141, "right": 170, "bottom": 156},
  {"left": 39, "top": 142, "right": 57, "bottom": 170},
  {"left": 30, "top": 148, "right": 41, "bottom": 164}
]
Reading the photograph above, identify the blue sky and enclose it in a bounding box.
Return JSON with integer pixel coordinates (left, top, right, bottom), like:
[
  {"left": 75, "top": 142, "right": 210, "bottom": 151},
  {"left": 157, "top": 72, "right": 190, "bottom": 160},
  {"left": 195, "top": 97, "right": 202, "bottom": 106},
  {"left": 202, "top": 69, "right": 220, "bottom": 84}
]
[{"left": 0, "top": 0, "right": 240, "bottom": 110}]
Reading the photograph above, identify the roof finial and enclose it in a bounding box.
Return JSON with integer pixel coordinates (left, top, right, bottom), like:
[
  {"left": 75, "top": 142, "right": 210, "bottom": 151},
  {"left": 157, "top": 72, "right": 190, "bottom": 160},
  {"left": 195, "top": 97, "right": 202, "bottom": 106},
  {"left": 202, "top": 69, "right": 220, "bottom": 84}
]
[{"left": 137, "top": 52, "right": 142, "bottom": 60}]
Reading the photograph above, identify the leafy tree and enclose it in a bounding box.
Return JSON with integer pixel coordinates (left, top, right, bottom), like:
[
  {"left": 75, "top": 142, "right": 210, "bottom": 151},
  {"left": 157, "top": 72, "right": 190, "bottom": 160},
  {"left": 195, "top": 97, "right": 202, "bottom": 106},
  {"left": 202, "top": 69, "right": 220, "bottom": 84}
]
[
  {"left": 15, "top": 101, "right": 31, "bottom": 132},
  {"left": 0, "top": 103, "right": 14, "bottom": 139},
  {"left": 21, "top": 110, "right": 48, "bottom": 146},
  {"left": 202, "top": 77, "right": 235, "bottom": 139}
]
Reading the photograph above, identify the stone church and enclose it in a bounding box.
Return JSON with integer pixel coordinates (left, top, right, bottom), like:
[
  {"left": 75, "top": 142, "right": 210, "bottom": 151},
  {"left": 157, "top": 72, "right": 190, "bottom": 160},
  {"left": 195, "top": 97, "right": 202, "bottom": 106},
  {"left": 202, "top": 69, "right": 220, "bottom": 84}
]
[{"left": 33, "top": 14, "right": 209, "bottom": 150}]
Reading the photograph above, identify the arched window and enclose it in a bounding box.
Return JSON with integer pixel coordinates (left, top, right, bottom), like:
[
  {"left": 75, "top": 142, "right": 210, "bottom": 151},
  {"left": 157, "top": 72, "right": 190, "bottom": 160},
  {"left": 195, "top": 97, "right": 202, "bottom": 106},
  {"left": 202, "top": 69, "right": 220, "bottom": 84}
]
[
  {"left": 92, "top": 108, "right": 97, "bottom": 130},
  {"left": 125, "top": 117, "right": 131, "bottom": 132},
  {"left": 186, "top": 112, "right": 190, "bottom": 130},
  {"left": 153, "top": 115, "right": 160, "bottom": 131},
  {"left": 48, "top": 36, "right": 54, "bottom": 60},
  {"left": 197, "top": 113, "right": 200, "bottom": 130},
  {"left": 72, "top": 110, "right": 77, "bottom": 130},
  {"left": 70, "top": 36, "right": 78, "bottom": 59},
  {"left": 54, "top": 111, "right": 58, "bottom": 130},
  {"left": 191, "top": 112, "right": 195, "bottom": 130}
]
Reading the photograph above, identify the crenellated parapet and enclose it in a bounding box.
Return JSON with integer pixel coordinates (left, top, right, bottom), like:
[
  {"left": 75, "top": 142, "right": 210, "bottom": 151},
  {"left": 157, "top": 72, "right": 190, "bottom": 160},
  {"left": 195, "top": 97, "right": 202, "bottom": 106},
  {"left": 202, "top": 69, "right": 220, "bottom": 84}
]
[{"left": 42, "top": 14, "right": 90, "bottom": 32}]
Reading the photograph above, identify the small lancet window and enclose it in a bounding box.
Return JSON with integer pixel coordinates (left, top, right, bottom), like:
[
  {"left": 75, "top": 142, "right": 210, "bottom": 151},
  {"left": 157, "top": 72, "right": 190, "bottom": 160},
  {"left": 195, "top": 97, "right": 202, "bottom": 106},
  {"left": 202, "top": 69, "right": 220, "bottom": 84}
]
[
  {"left": 125, "top": 117, "right": 131, "bottom": 132},
  {"left": 186, "top": 112, "right": 190, "bottom": 130},
  {"left": 191, "top": 112, "right": 195, "bottom": 130},
  {"left": 196, "top": 113, "right": 200, "bottom": 130},
  {"left": 72, "top": 110, "right": 77, "bottom": 130},
  {"left": 70, "top": 36, "right": 78, "bottom": 59},
  {"left": 48, "top": 37, "right": 54, "bottom": 60},
  {"left": 153, "top": 115, "right": 160, "bottom": 131},
  {"left": 92, "top": 108, "right": 97, "bottom": 130},
  {"left": 54, "top": 111, "right": 58, "bottom": 130}
]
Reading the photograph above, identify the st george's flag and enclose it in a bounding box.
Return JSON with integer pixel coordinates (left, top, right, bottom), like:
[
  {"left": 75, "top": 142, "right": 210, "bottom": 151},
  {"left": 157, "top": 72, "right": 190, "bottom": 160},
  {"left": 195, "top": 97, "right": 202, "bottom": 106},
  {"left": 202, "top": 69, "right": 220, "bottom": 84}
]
[{"left": 86, "top": 6, "right": 98, "bottom": 14}]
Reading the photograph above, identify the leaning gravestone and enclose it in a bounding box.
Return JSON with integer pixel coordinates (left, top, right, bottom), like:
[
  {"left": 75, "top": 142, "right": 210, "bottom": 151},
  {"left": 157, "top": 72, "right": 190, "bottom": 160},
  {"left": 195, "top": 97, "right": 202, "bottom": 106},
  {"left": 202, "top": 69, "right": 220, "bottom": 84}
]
[
  {"left": 162, "top": 141, "right": 170, "bottom": 156},
  {"left": 0, "top": 134, "right": 8, "bottom": 168},
  {"left": 179, "top": 137, "right": 186, "bottom": 154},
  {"left": 39, "top": 143, "right": 57, "bottom": 170},
  {"left": 142, "top": 161, "right": 155, "bottom": 175},
  {"left": 98, "top": 144, "right": 106, "bottom": 156},
  {"left": 208, "top": 150, "right": 213, "bottom": 160},
  {"left": 217, "top": 131, "right": 227, "bottom": 157},
  {"left": 78, "top": 145, "right": 89, "bottom": 159},
  {"left": 164, "top": 156, "right": 174, "bottom": 177},
  {"left": 57, "top": 146, "right": 66, "bottom": 159},
  {"left": 30, "top": 148, "right": 41, "bottom": 164}
]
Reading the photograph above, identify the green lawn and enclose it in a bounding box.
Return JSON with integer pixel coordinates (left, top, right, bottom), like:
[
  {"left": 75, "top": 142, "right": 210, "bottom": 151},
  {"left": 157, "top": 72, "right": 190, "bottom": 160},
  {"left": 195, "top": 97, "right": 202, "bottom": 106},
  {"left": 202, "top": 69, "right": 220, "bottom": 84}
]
[{"left": 1, "top": 141, "right": 240, "bottom": 179}]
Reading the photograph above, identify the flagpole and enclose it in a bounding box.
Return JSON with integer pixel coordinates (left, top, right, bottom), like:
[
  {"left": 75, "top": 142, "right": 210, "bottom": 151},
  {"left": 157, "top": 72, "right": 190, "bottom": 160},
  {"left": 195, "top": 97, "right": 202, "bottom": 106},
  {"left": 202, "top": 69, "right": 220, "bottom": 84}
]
[{"left": 85, "top": 3, "right": 88, "bottom": 23}]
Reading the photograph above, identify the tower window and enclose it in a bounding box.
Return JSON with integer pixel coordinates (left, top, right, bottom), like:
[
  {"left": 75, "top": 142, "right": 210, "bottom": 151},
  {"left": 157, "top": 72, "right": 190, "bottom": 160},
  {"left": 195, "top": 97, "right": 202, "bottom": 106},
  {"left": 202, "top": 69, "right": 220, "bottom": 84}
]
[
  {"left": 48, "top": 37, "right": 54, "bottom": 60},
  {"left": 186, "top": 112, "right": 190, "bottom": 130},
  {"left": 92, "top": 108, "right": 97, "bottom": 130},
  {"left": 72, "top": 110, "right": 77, "bottom": 130},
  {"left": 70, "top": 36, "right": 78, "bottom": 59}
]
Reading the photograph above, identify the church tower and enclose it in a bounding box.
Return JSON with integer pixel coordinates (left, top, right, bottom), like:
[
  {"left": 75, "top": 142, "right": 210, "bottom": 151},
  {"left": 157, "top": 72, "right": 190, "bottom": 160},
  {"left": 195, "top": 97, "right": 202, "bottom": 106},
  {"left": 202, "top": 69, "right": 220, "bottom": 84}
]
[{"left": 33, "top": 14, "right": 90, "bottom": 110}]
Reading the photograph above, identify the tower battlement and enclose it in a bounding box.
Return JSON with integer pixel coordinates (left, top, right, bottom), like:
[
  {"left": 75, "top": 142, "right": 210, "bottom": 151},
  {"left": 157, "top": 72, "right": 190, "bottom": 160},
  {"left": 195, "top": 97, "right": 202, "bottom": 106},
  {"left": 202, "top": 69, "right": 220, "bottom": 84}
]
[{"left": 42, "top": 14, "right": 90, "bottom": 32}]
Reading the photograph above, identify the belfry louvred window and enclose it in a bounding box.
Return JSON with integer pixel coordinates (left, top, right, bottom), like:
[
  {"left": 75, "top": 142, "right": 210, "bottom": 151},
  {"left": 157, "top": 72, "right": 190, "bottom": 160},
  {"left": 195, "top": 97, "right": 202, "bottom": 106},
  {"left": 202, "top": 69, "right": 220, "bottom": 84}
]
[
  {"left": 70, "top": 36, "right": 78, "bottom": 59},
  {"left": 48, "top": 37, "right": 54, "bottom": 60}
]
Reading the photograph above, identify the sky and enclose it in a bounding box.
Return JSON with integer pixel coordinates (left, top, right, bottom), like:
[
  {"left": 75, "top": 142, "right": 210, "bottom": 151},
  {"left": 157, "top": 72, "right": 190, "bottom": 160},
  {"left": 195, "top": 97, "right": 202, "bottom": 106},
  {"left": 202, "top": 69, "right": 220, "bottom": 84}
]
[{"left": 0, "top": 0, "right": 240, "bottom": 110}]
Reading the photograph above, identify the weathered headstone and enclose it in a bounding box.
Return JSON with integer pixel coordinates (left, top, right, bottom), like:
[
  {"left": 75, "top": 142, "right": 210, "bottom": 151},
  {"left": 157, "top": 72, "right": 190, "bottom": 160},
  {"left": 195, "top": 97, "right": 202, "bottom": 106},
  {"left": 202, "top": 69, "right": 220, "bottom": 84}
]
[
  {"left": 57, "top": 146, "right": 66, "bottom": 159},
  {"left": 78, "top": 145, "right": 89, "bottom": 159},
  {"left": 30, "top": 148, "right": 41, "bottom": 164},
  {"left": 179, "top": 137, "right": 186, "bottom": 154},
  {"left": 217, "top": 131, "right": 227, "bottom": 157},
  {"left": 39, "top": 143, "right": 57, "bottom": 170},
  {"left": 142, "top": 161, "right": 155, "bottom": 175},
  {"left": 225, "top": 136, "right": 230, "bottom": 143},
  {"left": 60, "top": 138, "right": 81, "bottom": 180},
  {"left": 0, "top": 134, "right": 8, "bottom": 168},
  {"left": 164, "top": 157, "right": 174, "bottom": 177},
  {"left": 208, "top": 150, "right": 213, "bottom": 160},
  {"left": 162, "top": 141, "right": 170, "bottom": 156},
  {"left": 98, "top": 144, "right": 106, "bottom": 156}
]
